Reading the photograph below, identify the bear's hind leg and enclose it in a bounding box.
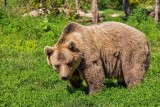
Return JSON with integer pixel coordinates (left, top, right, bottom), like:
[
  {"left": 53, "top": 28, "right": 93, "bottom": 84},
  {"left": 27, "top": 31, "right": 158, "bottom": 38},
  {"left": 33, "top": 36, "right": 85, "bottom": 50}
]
[{"left": 123, "top": 65, "right": 145, "bottom": 88}]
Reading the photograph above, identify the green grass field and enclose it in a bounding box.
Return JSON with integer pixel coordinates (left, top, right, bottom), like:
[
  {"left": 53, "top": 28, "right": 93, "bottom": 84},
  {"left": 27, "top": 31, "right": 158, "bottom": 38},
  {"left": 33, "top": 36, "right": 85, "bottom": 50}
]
[{"left": 0, "top": 9, "right": 160, "bottom": 106}]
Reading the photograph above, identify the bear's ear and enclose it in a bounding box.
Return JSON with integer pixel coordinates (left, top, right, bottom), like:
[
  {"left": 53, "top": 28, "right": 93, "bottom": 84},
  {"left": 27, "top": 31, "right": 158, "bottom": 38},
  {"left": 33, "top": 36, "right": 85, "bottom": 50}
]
[
  {"left": 63, "top": 22, "right": 80, "bottom": 34},
  {"left": 44, "top": 46, "right": 53, "bottom": 56},
  {"left": 68, "top": 41, "right": 76, "bottom": 52}
]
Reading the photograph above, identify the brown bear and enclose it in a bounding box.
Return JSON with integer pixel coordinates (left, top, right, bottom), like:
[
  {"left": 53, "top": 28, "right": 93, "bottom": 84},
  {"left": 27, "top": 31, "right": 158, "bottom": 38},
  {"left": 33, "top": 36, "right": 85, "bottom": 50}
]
[{"left": 44, "top": 22, "right": 150, "bottom": 95}]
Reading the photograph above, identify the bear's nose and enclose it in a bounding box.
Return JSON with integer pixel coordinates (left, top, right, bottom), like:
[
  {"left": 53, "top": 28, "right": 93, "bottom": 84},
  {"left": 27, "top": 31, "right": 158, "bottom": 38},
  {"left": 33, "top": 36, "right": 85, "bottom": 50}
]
[
  {"left": 62, "top": 76, "right": 68, "bottom": 81},
  {"left": 60, "top": 67, "right": 69, "bottom": 81}
]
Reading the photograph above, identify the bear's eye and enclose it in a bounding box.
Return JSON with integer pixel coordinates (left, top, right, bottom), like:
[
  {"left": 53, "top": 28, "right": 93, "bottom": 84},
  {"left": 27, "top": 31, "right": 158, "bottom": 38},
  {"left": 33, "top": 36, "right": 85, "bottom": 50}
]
[
  {"left": 55, "top": 64, "right": 60, "bottom": 69},
  {"left": 67, "top": 62, "right": 73, "bottom": 67}
]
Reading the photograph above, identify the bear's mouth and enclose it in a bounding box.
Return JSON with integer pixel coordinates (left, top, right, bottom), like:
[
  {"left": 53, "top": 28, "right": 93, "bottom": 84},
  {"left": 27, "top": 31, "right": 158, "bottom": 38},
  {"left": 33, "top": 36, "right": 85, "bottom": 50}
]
[{"left": 61, "top": 76, "right": 69, "bottom": 81}]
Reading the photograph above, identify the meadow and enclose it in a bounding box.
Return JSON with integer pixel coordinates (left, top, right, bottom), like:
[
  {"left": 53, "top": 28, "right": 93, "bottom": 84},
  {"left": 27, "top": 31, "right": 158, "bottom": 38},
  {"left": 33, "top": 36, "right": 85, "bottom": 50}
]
[{"left": 0, "top": 7, "right": 160, "bottom": 106}]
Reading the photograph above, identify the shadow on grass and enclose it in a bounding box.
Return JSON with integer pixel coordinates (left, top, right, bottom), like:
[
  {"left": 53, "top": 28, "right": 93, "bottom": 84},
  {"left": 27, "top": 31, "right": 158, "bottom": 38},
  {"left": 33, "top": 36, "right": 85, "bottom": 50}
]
[
  {"left": 104, "top": 79, "right": 127, "bottom": 88},
  {"left": 104, "top": 80, "right": 118, "bottom": 88},
  {"left": 67, "top": 85, "right": 88, "bottom": 95},
  {"left": 66, "top": 79, "right": 126, "bottom": 95}
]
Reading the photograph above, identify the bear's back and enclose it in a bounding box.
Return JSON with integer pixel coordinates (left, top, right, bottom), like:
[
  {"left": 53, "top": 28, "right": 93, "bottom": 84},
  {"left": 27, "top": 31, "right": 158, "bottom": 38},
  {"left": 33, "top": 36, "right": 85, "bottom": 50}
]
[
  {"left": 85, "top": 22, "right": 148, "bottom": 50},
  {"left": 88, "top": 22, "right": 146, "bottom": 40}
]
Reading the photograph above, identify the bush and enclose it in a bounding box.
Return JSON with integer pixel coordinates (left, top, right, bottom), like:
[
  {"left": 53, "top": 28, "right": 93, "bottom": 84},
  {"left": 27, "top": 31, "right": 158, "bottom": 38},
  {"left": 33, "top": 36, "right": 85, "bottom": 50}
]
[
  {"left": 98, "top": 0, "right": 122, "bottom": 10},
  {"left": 139, "top": 0, "right": 155, "bottom": 5},
  {"left": 0, "top": 8, "right": 69, "bottom": 41},
  {"left": 0, "top": 8, "right": 8, "bottom": 24},
  {"left": 129, "top": 8, "right": 148, "bottom": 23}
]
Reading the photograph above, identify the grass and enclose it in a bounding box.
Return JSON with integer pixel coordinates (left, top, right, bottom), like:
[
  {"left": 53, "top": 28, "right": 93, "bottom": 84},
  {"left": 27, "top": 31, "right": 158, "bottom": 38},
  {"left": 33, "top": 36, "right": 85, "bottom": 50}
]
[{"left": 0, "top": 8, "right": 160, "bottom": 106}]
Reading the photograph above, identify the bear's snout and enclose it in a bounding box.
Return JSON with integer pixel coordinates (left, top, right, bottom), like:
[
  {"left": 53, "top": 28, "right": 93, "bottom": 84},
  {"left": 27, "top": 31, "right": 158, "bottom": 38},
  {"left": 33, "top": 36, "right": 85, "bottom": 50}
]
[
  {"left": 59, "top": 72, "right": 70, "bottom": 81},
  {"left": 59, "top": 66, "right": 71, "bottom": 81},
  {"left": 61, "top": 72, "right": 69, "bottom": 80}
]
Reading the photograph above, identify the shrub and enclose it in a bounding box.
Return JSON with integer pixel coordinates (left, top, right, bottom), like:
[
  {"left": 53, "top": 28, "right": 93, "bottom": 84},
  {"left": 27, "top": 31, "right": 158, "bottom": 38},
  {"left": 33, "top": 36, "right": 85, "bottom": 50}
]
[
  {"left": 98, "top": 0, "right": 122, "bottom": 10},
  {"left": 129, "top": 8, "right": 148, "bottom": 23}
]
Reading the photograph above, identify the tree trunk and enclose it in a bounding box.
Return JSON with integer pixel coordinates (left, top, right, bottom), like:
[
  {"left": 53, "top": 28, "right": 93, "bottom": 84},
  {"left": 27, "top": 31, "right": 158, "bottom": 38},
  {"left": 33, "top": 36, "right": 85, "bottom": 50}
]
[
  {"left": 75, "top": 0, "right": 80, "bottom": 14},
  {"left": 155, "top": 0, "right": 160, "bottom": 22},
  {"left": 4, "top": 0, "right": 6, "bottom": 7},
  {"left": 92, "top": 0, "right": 99, "bottom": 24},
  {"left": 123, "top": 0, "right": 130, "bottom": 19}
]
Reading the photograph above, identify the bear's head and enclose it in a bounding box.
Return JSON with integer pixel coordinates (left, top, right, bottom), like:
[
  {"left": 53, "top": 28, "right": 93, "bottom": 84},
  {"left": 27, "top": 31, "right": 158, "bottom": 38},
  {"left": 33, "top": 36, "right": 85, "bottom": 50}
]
[{"left": 44, "top": 41, "right": 82, "bottom": 81}]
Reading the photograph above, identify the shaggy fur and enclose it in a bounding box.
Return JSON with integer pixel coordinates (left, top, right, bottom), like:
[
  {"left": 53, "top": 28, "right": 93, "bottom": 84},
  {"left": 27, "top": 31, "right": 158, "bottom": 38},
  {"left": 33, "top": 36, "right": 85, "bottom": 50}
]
[{"left": 44, "top": 22, "right": 150, "bottom": 95}]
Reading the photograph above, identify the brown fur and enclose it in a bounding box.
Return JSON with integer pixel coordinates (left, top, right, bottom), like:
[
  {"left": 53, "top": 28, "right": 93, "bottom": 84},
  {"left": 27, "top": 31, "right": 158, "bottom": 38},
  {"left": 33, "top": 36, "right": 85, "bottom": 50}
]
[{"left": 44, "top": 22, "right": 150, "bottom": 95}]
